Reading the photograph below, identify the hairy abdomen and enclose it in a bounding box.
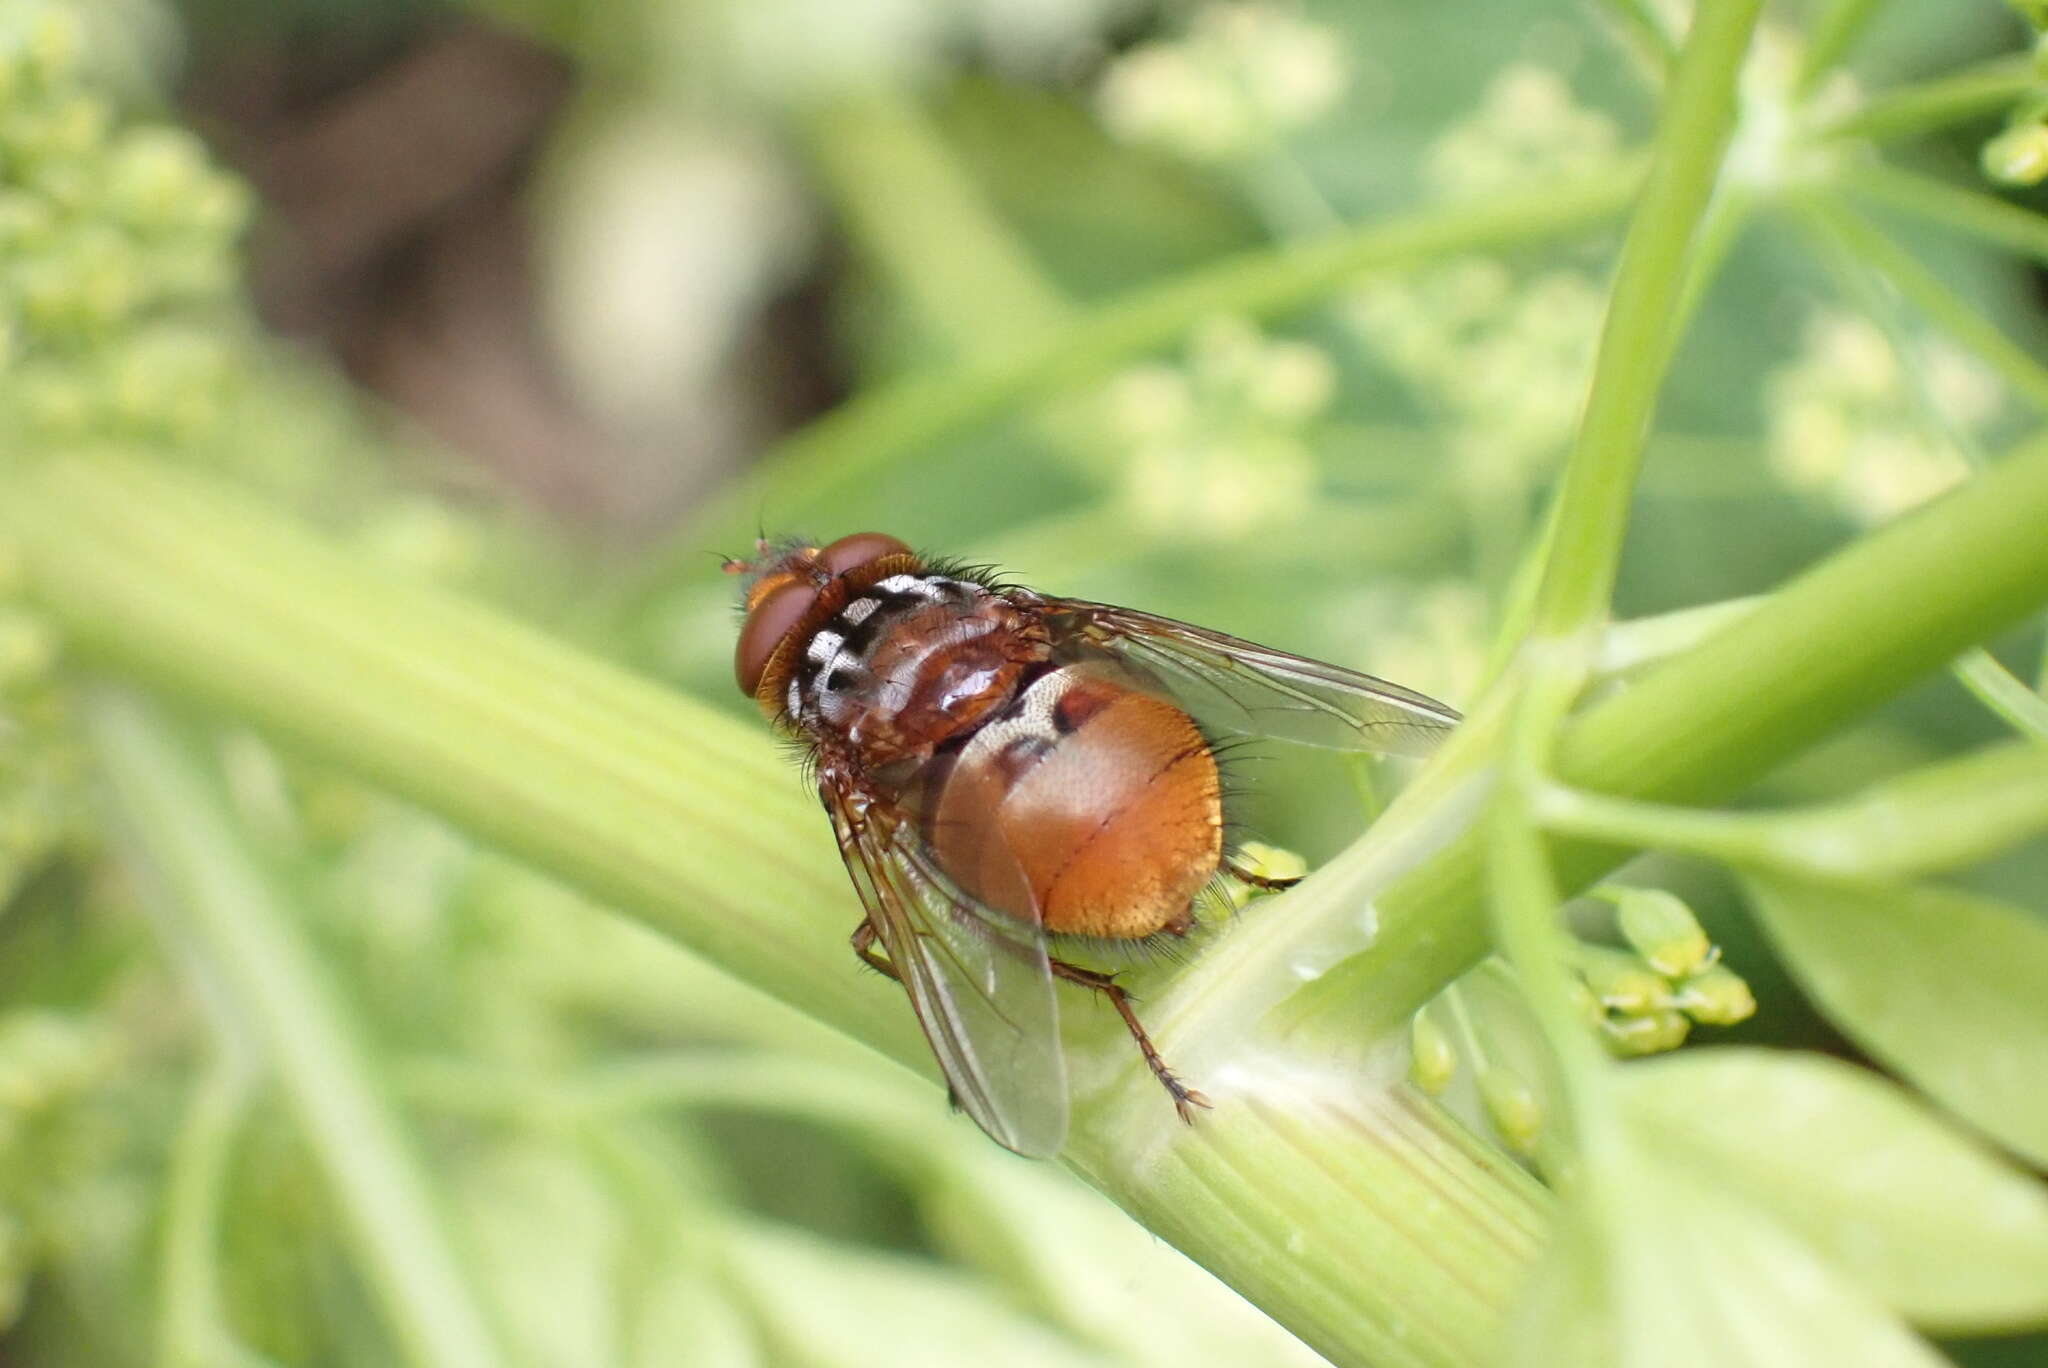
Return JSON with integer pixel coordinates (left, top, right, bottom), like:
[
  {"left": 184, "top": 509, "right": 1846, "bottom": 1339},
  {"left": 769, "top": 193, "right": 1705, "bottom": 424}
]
[{"left": 924, "top": 666, "right": 1222, "bottom": 940}]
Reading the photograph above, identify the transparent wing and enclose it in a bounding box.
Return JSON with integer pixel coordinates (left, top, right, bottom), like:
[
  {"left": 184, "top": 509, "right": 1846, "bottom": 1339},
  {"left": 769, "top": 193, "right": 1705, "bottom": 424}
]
[
  {"left": 821, "top": 765, "right": 1069, "bottom": 1158},
  {"left": 1030, "top": 595, "right": 1462, "bottom": 757}
]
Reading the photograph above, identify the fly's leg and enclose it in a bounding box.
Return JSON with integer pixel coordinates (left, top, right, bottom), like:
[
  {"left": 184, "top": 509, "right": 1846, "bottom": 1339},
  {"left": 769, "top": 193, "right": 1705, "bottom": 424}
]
[
  {"left": 1049, "top": 958, "right": 1210, "bottom": 1124},
  {"left": 853, "top": 920, "right": 967, "bottom": 1114},
  {"left": 850, "top": 919, "right": 899, "bottom": 980},
  {"left": 1225, "top": 859, "right": 1302, "bottom": 892}
]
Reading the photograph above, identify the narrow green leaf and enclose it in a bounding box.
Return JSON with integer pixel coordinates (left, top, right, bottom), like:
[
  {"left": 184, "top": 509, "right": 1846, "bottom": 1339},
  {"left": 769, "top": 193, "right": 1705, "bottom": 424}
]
[
  {"left": 1745, "top": 874, "right": 2048, "bottom": 1168},
  {"left": 721, "top": 1222, "right": 1114, "bottom": 1368},
  {"left": 1623, "top": 1048, "right": 2048, "bottom": 1332},
  {"left": 89, "top": 692, "right": 509, "bottom": 1368},
  {"left": 453, "top": 1145, "right": 627, "bottom": 1368}
]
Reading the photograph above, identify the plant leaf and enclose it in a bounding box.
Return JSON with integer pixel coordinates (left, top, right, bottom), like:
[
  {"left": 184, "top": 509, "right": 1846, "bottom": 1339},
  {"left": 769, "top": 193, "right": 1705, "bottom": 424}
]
[
  {"left": 1513, "top": 1147, "right": 1950, "bottom": 1367},
  {"left": 1609, "top": 1161, "right": 1951, "bottom": 1368},
  {"left": 1745, "top": 873, "right": 2048, "bottom": 1168},
  {"left": 1622, "top": 1048, "right": 2048, "bottom": 1332}
]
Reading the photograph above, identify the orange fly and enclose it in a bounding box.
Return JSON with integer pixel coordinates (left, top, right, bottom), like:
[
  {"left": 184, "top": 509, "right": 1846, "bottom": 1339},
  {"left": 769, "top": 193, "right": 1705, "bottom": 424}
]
[{"left": 728, "top": 534, "right": 1459, "bottom": 1156}]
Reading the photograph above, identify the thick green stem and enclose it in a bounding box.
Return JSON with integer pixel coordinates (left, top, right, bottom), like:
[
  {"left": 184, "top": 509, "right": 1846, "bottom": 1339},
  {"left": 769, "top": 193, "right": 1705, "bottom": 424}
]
[
  {"left": 1283, "top": 426, "right": 2048, "bottom": 1037},
  {"left": 90, "top": 691, "right": 508, "bottom": 1368},
  {"left": 15, "top": 432, "right": 2048, "bottom": 1362},
  {"left": 10, "top": 458, "right": 1541, "bottom": 1368}
]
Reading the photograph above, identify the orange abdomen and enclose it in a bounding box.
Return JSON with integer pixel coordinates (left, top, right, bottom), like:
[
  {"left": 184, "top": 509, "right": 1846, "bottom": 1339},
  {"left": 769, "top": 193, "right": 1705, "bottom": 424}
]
[{"left": 927, "top": 669, "right": 1222, "bottom": 940}]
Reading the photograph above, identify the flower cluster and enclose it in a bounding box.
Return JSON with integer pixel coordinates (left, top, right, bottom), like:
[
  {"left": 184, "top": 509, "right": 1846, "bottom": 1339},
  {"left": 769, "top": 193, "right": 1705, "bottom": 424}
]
[
  {"left": 0, "top": 548, "right": 84, "bottom": 911},
  {"left": 0, "top": 4, "right": 251, "bottom": 456},
  {"left": 1096, "top": 4, "right": 1348, "bottom": 164},
  {"left": 0, "top": 1010, "right": 122, "bottom": 1327},
  {"left": 1411, "top": 888, "right": 1755, "bottom": 1154},
  {"left": 1341, "top": 580, "right": 1488, "bottom": 706},
  {"left": 1423, "top": 65, "right": 1621, "bottom": 202},
  {"left": 1570, "top": 887, "right": 1756, "bottom": 1057},
  {"left": 1104, "top": 316, "right": 1335, "bottom": 539},
  {"left": 1350, "top": 256, "right": 1606, "bottom": 496},
  {"left": 1765, "top": 309, "right": 2002, "bottom": 524}
]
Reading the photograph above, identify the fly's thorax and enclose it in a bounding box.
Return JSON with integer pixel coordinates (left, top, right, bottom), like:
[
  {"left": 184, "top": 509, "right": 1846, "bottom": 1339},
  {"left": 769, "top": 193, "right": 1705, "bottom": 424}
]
[
  {"left": 920, "top": 664, "right": 1222, "bottom": 941},
  {"left": 789, "top": 573, "right": 1050, "bottom": 762}
]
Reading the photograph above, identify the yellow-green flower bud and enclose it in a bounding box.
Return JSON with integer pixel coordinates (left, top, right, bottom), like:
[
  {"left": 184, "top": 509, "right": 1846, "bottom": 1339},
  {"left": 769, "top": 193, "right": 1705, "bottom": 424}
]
[
  {"left": 1673, "top": 964, "right": 1757, "bottom": 1026},
  {"left": 1477, "top": 1065, "right": 1543, "bottom": 1155},
  {"left": 1605, "top": 885, "right": 1712, "bottom": 978},
  {"left": 1983, "top": 122, "right": 2048, "bottom": 187},
  {"left": 1602, "top": 1008, "right": 1691, "bottom": 1057},
  {"left": 1572, "top": 942, "right": 1670, "bottom": 1014},
  {"left": 1408, "top": 1006, "right": 1457, "bottom": 1095}
]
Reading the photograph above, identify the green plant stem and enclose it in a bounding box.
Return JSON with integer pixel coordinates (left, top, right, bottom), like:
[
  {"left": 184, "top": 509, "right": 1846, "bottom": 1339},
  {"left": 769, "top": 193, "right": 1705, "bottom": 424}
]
[
  {"left": 1954, "top": 647, "right": 2048, "bottom": 741},
  {"left": 1797, "top": 0, "right": 1885, "bottom": 95},
  {"left": 1280, "top": 425, "right": 2048, "bottom": 1038},
  {"left": 1471, "top": 2, "right": 1766, "bottom": 1186},
  {"left": 1540, "top": 737, "right": 2048, "bottom": 880},
  {"left": 15, "top": 420, "right": 2048, "bottom": 1361},
  {"left": 1595, "top": 0, "right": 1677, "bottom": 75},
  {"left": 1845, "top": 161, "right": 2048, "bottom": 267},
  {"left": 157, "top": 1052, "right": 281, "bottom": 1368},
  {"left": 802, "top": 90, "right": 1070, "bottom": 355},
  {"left": 1594, "top": 595, "right": 1765, "bottom": 676},
  {"left": 1820, "top": 54, "right": 2039, "bottom": 143},
  {"left": 1531, "top": 0, "right": 1764, "bottom": 639},
  {"left": 1793, "top": 196, "right": 2048, "bottom": 412},
  {"left": 88, "top": 690, "right": 507, "bottom": 1368},
  {"left": 619, "top": 158, "right": 1644, "bottom": 601},
  {"left": 10, "top": 458, "right": 1540, "bottom": 1368}
]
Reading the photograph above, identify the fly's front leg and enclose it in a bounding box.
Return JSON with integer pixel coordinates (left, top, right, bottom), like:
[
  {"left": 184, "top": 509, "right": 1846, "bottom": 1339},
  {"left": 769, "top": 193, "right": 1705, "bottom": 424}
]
[
  {"left": 855, "top": 918, "right": 967, "bottom": 1114},
  {"left": 1049, "top": 958, "right": 1210, "bottom": 1124},
  {"left": 850, "top": 919, "right": 900, "bottom": 981},
  {"left": 1225, "top": 858, "right": 1303, "bottom": 891}
]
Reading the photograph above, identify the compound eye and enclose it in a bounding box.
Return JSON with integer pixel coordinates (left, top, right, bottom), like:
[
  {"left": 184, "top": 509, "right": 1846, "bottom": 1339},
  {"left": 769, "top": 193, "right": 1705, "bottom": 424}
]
[
  {"left": 819, "top": 532, "right": 911, "bottom": 578},
  {"left": 735, "top": 579, "right": 818, "bottom": 698}
]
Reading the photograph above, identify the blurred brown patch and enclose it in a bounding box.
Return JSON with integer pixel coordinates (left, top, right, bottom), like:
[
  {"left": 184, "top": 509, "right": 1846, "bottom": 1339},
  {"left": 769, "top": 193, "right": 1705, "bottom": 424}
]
[{"left": 183, "top": 16, "right": 836, "bottom": 534}]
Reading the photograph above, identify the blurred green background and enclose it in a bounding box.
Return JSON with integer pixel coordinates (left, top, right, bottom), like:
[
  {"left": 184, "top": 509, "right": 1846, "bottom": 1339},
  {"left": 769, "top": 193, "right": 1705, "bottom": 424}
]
[{"left": 0, "top": 0, "right": 2045, "bottom": 1364}]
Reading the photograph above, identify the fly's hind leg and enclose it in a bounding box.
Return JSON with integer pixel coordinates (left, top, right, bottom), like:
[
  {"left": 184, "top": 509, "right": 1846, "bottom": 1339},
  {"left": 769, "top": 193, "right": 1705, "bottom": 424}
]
[{"left": 1048, "top": 959, "right": 1210, "bottom": 1124}]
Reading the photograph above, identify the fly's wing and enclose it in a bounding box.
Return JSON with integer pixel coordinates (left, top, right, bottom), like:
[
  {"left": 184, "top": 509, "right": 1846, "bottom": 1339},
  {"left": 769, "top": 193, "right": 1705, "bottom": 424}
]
[
  {"left": 820, "top": 767, "right": 1069, "bottom": 1158},
  {"left": 1031, "top": 595, "right": 1461, "bottom": 757}
]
